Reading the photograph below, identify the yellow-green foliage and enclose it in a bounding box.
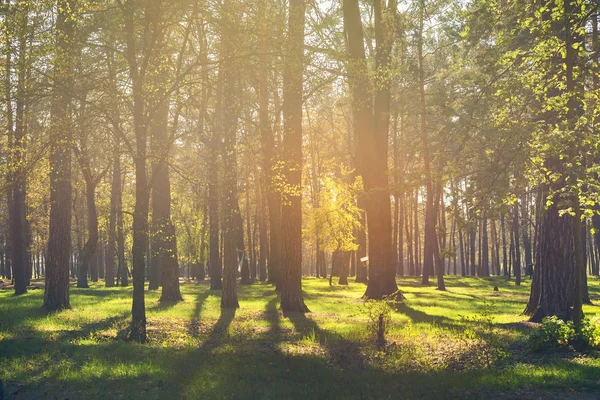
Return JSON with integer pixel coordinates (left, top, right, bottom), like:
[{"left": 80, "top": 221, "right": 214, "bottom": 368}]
[{"left": 304, "top": 168, "right": 363, "bottom": 253}]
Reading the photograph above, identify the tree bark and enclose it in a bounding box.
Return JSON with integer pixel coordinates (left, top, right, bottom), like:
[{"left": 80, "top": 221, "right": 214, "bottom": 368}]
[
  {"left": 76, "top": 177, "right": 98, "bottom": 289},
  {"left": 343, "top": 0, "right": 399, "bottom": 299},
  {"left": 44, "top": 0, "right": 77, "bottom": 311},
  {"left": 280, "top": 0, "right": 309, "bottom": 313}
]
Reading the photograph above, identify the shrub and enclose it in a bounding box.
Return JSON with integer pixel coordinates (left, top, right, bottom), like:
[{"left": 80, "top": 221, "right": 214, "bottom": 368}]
[
  {"left": 362, "top": 298, "right": 393, "bottom": 346},
  {"left": 528, "top": 316, "right": 600, "bottom": 352},
  {"left": 459, "top": 298, "right": 508, "bottom": 368}
]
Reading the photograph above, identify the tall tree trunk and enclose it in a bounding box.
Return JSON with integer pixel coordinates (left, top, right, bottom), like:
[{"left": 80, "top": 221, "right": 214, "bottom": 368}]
[
  {"left": 44, "top": 0, "right": 77, "bottom": 311},
  {"left": 481, "top": 212, "right": 489, "bottom": 277},
  {"left": 280, "top": 0, "right": 309, "bottom": 312},
  {"left": 258, "top": 0, "right": 282, "bottom": 287},
  {"left": 513, "top": 204, "right": 521, "bottom": 286},
  {"left": 150, "top": 96, "right": 183, "bottom": 302},
  {"left": 419, "top": 0, "right": 435, "bottom": 287},
  {"left": 405, "top": 197, "right": 414, "bottom": 275},
  {"left": 338, "top": 251, "right": 351, "bottom": 285},
  {"left": 122, "top": 0, "right": 158, "bottom": 342},
  {"left": 415, "top": 189, "right": 421, "bottom": 276},
  {"left": 220, "top": 0, "right": 242, "bottom": 308},
  {"left": 501, "top": 214, "right": 508, "bottom": 276},
  {"left": 257, "top": 180, "right": 268, "bottom": 281},
  {"left": 7, "top": 3, "right": 30, "bottom": 296},
  {"left": 76, "top": 178, "right": 98, "bottom": 289},
  {"left": 117, "top": 164, "right": 127, "bottom": 287},
  {"left": 433, "top": 183, "right": 446, "bottom": 290},
  {"left": 246, "top": 177, "right": 256, "bottom": 282},
  {"left": 342, "top": 0, "right": 398, "bottom": 298},
  {"left": 106, "top": 146, "right": 119, "bottom": 288}
]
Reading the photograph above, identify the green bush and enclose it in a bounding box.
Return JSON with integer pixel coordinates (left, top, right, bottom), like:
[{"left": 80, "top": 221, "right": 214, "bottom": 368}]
[
  {"left": 528, "top": 316, "right": 600, "bottom": 351},
  {"left": 362, "top": 298, "right": 393, "bottom": 346}
]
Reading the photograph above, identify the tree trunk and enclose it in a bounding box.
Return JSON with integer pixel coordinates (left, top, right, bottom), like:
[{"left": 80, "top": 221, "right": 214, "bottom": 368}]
[
  {"left": 246, "top": 178, "right": 256, "bottom": 282},
  {"left": 419, "top": 0, "right": 434, "bottom": 287},
  {"left": 525, "top": 184, "right": 574, "bottom": 321},
  {"left": 106, "top": 146, "right": 119, "bottom": 288},
  {"left": 6, "top": 4, "right": 30, "bottom": 296},
  {"left": 343, "top": 0, "right": 398, "bottom": 298},
  {"left": 220, "top": 0, "right": 242, "bottom": 308},
  {"left": 149, "top": 95, "right": 182, "bottom": 302},
  {"left": 338, "top": 251, "right": 351, "bottom": 285},
  {"left": 44, "top": 0, "right": 77, "bottom": 311},
  {"left": 257, "top": 181, "right": 268, "bottom": 281},
  {"left": 76, "top": 179, "right": 98, "bottom": 289},
  {"left": 258, "top": 0, "right": 282, "bottom": 288},
  {"left": 280, "top": 0, "right": 309, "bottom": 312},
  {"left": 501, "top": 214, "right": 508, "bottom": 276}
]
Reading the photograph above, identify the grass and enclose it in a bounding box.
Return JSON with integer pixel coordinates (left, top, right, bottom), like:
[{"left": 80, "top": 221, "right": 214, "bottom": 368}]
[{"left": 1, "top": 276, "right": 600, "bottom": 399}]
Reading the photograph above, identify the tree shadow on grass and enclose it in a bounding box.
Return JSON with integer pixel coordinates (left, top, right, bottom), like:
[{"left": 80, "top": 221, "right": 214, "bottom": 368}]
[
  {"left": 184, "top": 289, "right": 213, "bottom": 337},
  {"left": 395, "top": 303, "right": 467, "bottom": 331},
  {"left": 70, "top": 287, "right": 130, "bottom": 297},
  {"left": 202, "top": 307, "right": 236, "bottom": 349},
  {"left": 285, "top": 310, "right": 367, "bottom": 369}
]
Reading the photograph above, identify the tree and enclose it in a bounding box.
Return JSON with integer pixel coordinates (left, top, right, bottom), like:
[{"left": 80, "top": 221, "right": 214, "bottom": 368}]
[
  {"left": 219, "top": 0, "right": 241, "bottom": 308},
  {"left": 280, "top": 0, "right": 309, "bottom": 313},
  {"left": 44, "top": 0, "right": 77, "bottom": 311},
  {"left": 5, "top": 0, "right": 30, "bottom": 296},
  {"left": 343, "top": 0, "right": 400, "bottom": 299}
]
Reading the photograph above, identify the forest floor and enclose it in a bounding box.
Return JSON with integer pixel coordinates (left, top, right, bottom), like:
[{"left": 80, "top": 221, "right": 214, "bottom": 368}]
[{"left": 1, "top": 276, "right": 600, "bottom": 399}]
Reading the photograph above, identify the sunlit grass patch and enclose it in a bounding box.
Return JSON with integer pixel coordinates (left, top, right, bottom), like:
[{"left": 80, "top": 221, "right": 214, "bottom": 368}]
[{"left": 1, "top": 276, "right": 600, "bottom": 399}]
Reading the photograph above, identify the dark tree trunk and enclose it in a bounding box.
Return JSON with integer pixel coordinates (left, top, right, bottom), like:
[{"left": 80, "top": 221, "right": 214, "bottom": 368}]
[
  {"left": 459, "top": 220, "right": 466, "bottom": 276},
  {"left": 433, "top": 183, "right": 446, "bottom": 290},
  {"left": 220, "top": 0, "right": 242, "bottom": 308},
  {"left": 481, "top": 213, "right": 489, "bottom": 277},
  {"left": 7, "top": 6, "right": 30, "bottom": 296},
  {"left": 122, "top": 0, "right": 156, "bottom": 342},
  {"left": 338, "top": 251, "right": 351, "bottom": 285},
  {"left": 106, "top": 146, "right": 119, "bottom": 288},
  {"left": 44, "top": 0, "right": 76, "bottom": 311},
  {"left": 525, "top": 185, "right": 574, "bottom": 321},
  {"left": 117, "top": 168, "right": 127, "bottom": 287},
  {"left": 469, "top": 212, "right": 476, "bottom": 276},
  {"left": 501, "top": 214, "right": 508, "bottom": 276},
  {"left": 258, "top": 1, "right": 281, "bottom": 287},
  {"left": 76, "top": 179, "right": 99, "bottom": 289},
  {"left": 150, "top": 97, "right": 182, "bottom": 302},
  {"left": 280, "top": 0, "right": 308, "bottom": 312},
  {"left": 355, "top": 207, "right": 368, "bottom": 283},
  {"left": 513, "top": 205, "right": 521, "bottom": 286},
  {"left": 246, "top": 180, "right": 256, "bottom": 282},
  {"left": 343, "top": 0, "right": 398, "bottom": 299},
  {"left": 419, "top": 0, "right": 434, "bottom": 287},
  {"left": 257, "top": 181, "right": 268, "bottom": 281},
  {"left": 414, "top": 190, "right": 421, "bottom": 276},
  {"left": 405, "top": 198, "right": 414, "bottom": 276}
]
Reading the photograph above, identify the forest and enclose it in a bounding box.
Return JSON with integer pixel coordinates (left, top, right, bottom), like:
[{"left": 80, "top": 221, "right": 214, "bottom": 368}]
[{"left": 1, "top": 0, "right": 600, "bottom": 398}]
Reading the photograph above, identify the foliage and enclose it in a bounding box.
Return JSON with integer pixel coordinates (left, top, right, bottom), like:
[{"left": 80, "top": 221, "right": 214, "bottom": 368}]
[
  {"left": 528, "top": 316, "right": 600, "bottom": 352},
  {"left": 361, "top": 297, "right": 394, "bottom": 345},
  {"left": 460, "top": 298, "right": 508, "bottom": 368},
  {"left": 304, "top": 168, "right": 363, "bottom": 253}
]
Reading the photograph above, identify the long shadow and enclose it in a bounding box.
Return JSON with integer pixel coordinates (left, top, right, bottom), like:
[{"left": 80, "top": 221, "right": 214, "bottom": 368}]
[
  {"left": 168, "top": 306, "right": 237, "bottom": 398},
  {"left": 395, "top": 303, "right": 472, "bottom": 333},
  {"left": 70, "top": 287, "right": 130, "bottom": 297},
  {"left": 202, "top": 307, "right": 236, "bottom": 349},
  {"left": 187, "top": 290, "right": 212, "bottom": 336},
  {"left": 264, "top": 297, "right": 281, "bottom": 347},
  {"left": 396, "top": 303, "right": 452, "bottom": 325},
  {"left": 285, "top": 310, "right": 367, "bottom": 369}
]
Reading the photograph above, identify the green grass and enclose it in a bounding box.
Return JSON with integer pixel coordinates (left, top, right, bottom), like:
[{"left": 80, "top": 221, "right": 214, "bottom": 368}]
[{"left": 1, "top": 276, "right": 600, "bottom": 399}]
